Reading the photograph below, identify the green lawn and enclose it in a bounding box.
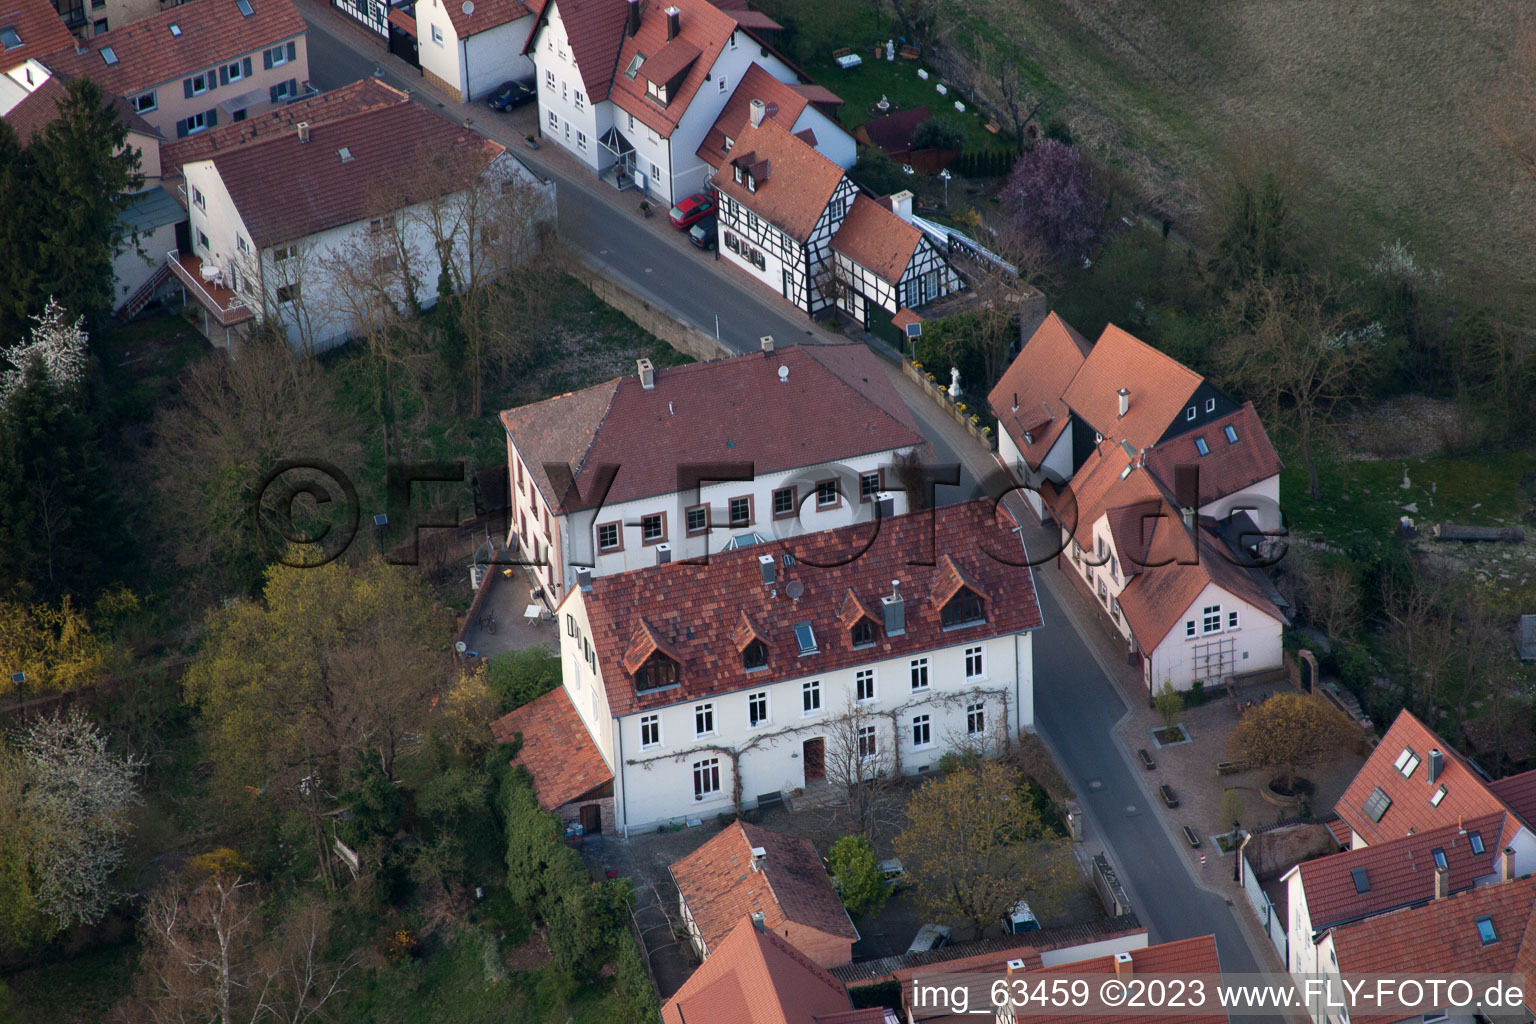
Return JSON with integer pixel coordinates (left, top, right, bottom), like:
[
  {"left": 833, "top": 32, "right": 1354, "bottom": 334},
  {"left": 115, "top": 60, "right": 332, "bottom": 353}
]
[
  {"left": 2, "top": 940, "right": 140, "bottom": 1024},
  {"left": 1280, "top": 449, "right": 1535, "bottom": 549}
]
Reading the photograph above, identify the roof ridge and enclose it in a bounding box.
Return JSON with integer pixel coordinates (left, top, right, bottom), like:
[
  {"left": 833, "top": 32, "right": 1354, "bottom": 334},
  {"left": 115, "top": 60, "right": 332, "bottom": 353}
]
[
  {"left": 562, "top": 376, "right": 622, "bottom": 508},
  {"left": 798, "top": 344, "right": 923, "bottom": 452},
  {"left": 205, "top": 95, "right": 466, "bottom": 163}
]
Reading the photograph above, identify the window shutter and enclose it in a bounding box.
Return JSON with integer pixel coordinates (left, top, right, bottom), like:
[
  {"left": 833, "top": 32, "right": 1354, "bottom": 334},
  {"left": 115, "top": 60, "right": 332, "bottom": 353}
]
[
  {"left": 176, "top": 118, "right": 188, "bottom": 138},
  {"left": 287, "top": 77, "right": 296, "bottom": 96},
  {"left": 242, "top": 57, "right": 252, "bottom": 77},
  {"left": 263, "top": 48, "right": 272, "bottom": 69},
  {"left": 219, "top": 65, "right": 229, "bottom": 86},
  {"left": 286, "top": 41, "right": 296, "bottom": 62},
  {"left": 183, "top": 78, "right": 194, "bottom": 98},
  {"left": 269, "top": 84, "right": 278, "bottom": 102},
  {"left": 208, "top": 108, "right": 218, "bottom": 127}
]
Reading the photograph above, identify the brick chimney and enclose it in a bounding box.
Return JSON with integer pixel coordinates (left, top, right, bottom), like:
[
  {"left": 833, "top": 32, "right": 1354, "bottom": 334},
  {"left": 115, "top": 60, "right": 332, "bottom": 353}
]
[
  {"left": 1114, "top": 952, "right": 1133, "bottom": 979},
  {"left": 749, "top": 97, "right": 765, "bottom": 128},
  {"left": 637, "top": 357, "right": 655, "bottom": 389},
  {"left": 625, "top": 0, "right": 640, "bottom": 37},
  {"left": 1503, "top": 848, "right": 1517, "bottom": 882},
  {"left": 1434, "top": 865, "right": 1450, "bottom": 900},
  {"left": 665, "top": 4, "right": 680, "bottom": 40}
]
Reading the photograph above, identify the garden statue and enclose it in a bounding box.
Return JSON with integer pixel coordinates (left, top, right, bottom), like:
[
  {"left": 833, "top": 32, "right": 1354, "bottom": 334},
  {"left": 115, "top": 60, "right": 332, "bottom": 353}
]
[
  {"left": 949, "top": 367, "right": 961, "bottom": 399},
  {"left": 876, "top": 94, "right": 890, "bottom": 114},
  {"left": 886, "top": 39, "right": 895, "bottom": 61}
]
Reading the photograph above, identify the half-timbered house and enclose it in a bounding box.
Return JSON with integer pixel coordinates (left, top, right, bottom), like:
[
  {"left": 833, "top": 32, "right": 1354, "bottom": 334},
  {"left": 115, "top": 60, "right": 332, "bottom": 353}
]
[
  {"left": 712, "top": 111, "right": 856, "bottom": 313},
  {"left": 830, "top": 192, "right": 961, "bottom": 328}
]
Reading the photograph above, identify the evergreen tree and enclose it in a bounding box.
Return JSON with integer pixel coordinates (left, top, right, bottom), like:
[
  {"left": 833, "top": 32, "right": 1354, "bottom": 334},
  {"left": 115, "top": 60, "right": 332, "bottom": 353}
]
[
  {"left": 0, "top": 121, "right": 38, "bottom": 344},
  {"left": 29, "top": 77, "right": 142, "bottom": 333}
]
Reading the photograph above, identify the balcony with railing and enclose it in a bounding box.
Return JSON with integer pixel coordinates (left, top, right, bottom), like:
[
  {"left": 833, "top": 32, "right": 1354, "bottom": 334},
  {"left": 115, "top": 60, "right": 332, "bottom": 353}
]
[{"left": 165, "top": 249, "right": 253, "bottom": 328}]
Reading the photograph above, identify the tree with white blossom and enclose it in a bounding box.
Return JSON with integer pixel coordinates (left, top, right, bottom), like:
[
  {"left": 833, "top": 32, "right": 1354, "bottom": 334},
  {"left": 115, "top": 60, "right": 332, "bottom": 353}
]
[
  {"left": 16, "top": 708, "right": 144, "bottom": 931},
  {"left": 0, "top": 298, "right": 89, "bottom": 408}
]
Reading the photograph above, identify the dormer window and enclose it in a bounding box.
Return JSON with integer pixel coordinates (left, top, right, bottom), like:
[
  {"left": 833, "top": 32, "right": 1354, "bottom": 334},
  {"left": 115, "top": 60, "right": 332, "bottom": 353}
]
[
  {"left": 646, "top": 79, "right": 668, "bottom": 104},
  {"left": 634, "top": 654, "right": 679, "bottom": 692},
  {"left": 733, "top": 164, "right": 742, "bottom": 184},
  {"left": 850, "top": 618, "right": 875, "bottom": 648},
  {"left": 941, "top": 587, "right": 985, "bottom": 628},
  {"left": 746, "top": 172, "right": 756, "bottom": 193},
  {"left": 742, "top": 639, "right": 767, "bottom": 670},
  {"left": 723, "top": 135, "right": 733, "bottom": 152}
]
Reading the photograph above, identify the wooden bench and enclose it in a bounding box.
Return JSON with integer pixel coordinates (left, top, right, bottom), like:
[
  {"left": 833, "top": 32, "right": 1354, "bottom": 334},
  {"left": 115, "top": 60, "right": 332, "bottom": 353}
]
[
  {"left": 1159, "top": 784, "right": 1179, "bottom": 808},
  {"left": 756, "top": 791, "right": 784, "bottom": 812},
  {"left": 899, "top": 44, "right": 921, "bottom": 60},
  {"left": 1216, "top": 760, "right": 1251, "bottom": 776},
  {"left": 832, "top": 47, "right": 852, "bottom": 59},
  {"left": 1182, "top": 825, "right": 1202, "bottom": 848},
  {"left": 984, "top": 122, "right": 1000, "bottom": 134},
  {"left": 1138, "top": 748, "right": 1156, "bottom": 771}
]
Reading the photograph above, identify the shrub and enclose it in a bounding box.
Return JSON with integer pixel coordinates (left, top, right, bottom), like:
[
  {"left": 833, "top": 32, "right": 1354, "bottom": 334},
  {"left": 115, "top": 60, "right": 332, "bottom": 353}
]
[
  {"left": 1189, "top": 680, "right": 1205, "bottom": 707},
  {"left": 827, "top": 835, "right": 888, "bottom": 919},
  {"left": 914, "top": 116, "right": 964, "bottom": 154},
  {"left": 1155, "top": 682, "right": 1185, "bottom": 729},
  {"left": 486, "top": 649, "right": 560, "bottom": 710}
]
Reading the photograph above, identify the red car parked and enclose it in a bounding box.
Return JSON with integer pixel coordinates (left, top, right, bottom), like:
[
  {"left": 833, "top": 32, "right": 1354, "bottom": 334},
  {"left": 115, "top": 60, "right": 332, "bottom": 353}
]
[{"left": 668, "top": 192, "right": 716, "bottom": 229}]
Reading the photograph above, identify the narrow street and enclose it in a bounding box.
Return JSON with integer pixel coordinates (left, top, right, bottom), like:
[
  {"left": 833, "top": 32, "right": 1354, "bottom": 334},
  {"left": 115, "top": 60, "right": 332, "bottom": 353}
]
[{"left": 297, "top": 8, "right": 1288, "bottom": 1012}]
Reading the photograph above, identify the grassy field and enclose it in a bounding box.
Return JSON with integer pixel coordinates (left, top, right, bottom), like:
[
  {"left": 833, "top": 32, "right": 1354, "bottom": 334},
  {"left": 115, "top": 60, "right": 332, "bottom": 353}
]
[{"left": 934, "top": 0, "right": 1536, "bottom": 293}]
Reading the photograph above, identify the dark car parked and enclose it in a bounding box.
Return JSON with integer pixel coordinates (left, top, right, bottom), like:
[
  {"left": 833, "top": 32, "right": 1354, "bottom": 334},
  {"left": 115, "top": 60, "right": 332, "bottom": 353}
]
[
  {"left": 688, "top": 216, "right": 717, "bottom": 250},
  {"left": 486, "top": 79, "right": 536, "bottom": 111}
]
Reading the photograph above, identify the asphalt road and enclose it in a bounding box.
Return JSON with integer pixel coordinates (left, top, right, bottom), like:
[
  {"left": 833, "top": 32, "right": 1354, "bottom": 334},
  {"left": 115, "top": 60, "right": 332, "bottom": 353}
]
[{"left": 300, "top": 16, "right": 1286, "bottom": 1013}]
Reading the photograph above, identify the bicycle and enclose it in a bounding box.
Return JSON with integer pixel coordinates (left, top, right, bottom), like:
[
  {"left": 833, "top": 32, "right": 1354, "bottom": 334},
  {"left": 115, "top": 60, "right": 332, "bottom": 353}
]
[{"left": 480, "top": 608, "right": 497, "bottom": 635}]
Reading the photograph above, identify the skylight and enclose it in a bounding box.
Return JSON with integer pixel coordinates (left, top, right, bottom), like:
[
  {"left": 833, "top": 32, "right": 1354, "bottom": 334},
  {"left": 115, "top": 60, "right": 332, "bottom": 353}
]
[
  {"left": 1476, "top": 916, "right": 1497, "bottom": 945},
  {"left": 1194, "top": 436, "right": 1209, "bottom": 457},
  {"left": 793, "top": 621, "right": 817, "bottom": 656},
  {"left": 1469, "top": 831, "right": 1485, "bottom": 855},
  {"left": 1224, "top": 424, "right": 1239, "bottom": 444},
  {"left": 1351, "top": 867, "right": 1370, "bottom": 893},
  {"left": 1362, "top": 786, "right": 1392, "bottom": 823},
  {"left": 1432, "top": 847, "right": 1447, "bottom": 871},
  {"left": 236, "top": 0, "right": 254, "bottom": 15},
  {"left": 624, "top": 53, "right": 646, "bottom": 79},
  {"left": 1430, "top": 785, "right": 1447, "bottom": 807},
  {"left": 337, "top": 147, "right": 352, "bottom": 162},
  {"left": 0, "top": 26, "right": 21, "bottom": 50},
  {"left": 1395, "top": 747, "right": 1420, "bottom": 778},
  {"left": 101, "top": 46, "right": 119, "bottom": 64},
  {"left": 169, "top": 22, "right": 181, "bottom": 35}
]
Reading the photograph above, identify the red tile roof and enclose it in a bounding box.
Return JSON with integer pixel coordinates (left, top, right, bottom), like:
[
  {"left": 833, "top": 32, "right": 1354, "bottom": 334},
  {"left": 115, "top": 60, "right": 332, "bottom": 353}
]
[
  {"left": 444, "top": 0, "right": 530, "bottom": 38},
  {"left": 526, "top": 0, "right": 631, "bottom": 101},
  {"left": 1335, "top": 709, "right": 1513, "bottom": 846},
  {"left": 1294, "top": 813, "right": 1506, "bottom": 933},
  {"left": 1142, "top": 402, "right": 1282, "bottom": 507},
  {"left": 0, "top": 0, "right": 74, "bottom": 73},
  {"left": 1490, "top": 769, "right": 1536, "bottom": 826},
  {"left": 499, "top": 344, "right": 922, "bottom": 513},
  {"left": 161, "top": 78, "right": 407, "bottom": 176},
  {"left": 489, "top": 686, "right": 612, "bottom": 809},
  {"left": 201, "top": 100, "right": 504, "bottom": 248},
  {"left": 713, "top": 116, "right": 846, "bottom": 243},
  {"left": 697, "top": 62, "right": 808, "bottom": 168},
  {"left": 831, "top": 194, "right": 923, "bottom": 286},
  {"left": 1060, "top": 325, "right": 1203, "bottom": 447},
  {"left": 44, "top": 0, "right": 306, "bottom": 97},
  {"left": 788, "top": 82, "right": 841, "bottom": 106},
  {"left": 987, "top": 313, "right": 1091, "bottom": 471},
  {"left": 575, "top": 499, "right": 1042, "bottom": 719},
  {"left": 662, "top": 916, "right": 863, "bottom": 1024},
  {"left": 1330, "top": 875, "right": 1536, "bottom": 1020},
  {"left": 854, "top": 106, "right": 931, "bottom": 155},
  {"left": 1122, "top": 525, "right": 1282, "bottom": 650},
  {"left": 671, "top": 822, "right": 856, "bottom": 957},
  {"left": 611, "top": 0, "right": 738, "bottom": 138},
  {"left": 3, "top": 73, "right": 160, "bottom": 143}
]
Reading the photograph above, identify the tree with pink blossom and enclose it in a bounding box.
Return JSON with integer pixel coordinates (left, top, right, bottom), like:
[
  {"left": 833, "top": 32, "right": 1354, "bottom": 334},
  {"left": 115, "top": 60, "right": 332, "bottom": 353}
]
[{"left": 998, "top": 140, "right": 1103, "bottom": 265}]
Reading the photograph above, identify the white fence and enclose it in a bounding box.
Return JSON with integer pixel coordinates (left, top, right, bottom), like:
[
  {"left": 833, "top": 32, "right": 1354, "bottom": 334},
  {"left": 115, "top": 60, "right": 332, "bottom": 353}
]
[{"left": 1240, "top": 851, "right": 1287, "bottom": 963}]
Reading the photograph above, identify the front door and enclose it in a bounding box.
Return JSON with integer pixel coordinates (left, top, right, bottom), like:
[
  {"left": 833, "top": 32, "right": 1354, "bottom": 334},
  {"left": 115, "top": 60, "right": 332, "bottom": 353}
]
[
  {"left": 579, "top": 803, "right": 601, "bottom": 835},
  {"left": 803, "top": 738, "right": 825, "bottom": 782}
]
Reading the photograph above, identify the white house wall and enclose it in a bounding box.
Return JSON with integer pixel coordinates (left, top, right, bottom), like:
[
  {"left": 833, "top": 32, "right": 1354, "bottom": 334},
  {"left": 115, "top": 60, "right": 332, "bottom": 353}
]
[
  {"left": 463, "top": 20, "right": 535, "bottom": 99},
  {"left": 112, "top": 218, "right": 178, "bottom": 305},
  {"left": 532, "top": 1, "right": 603, "bottom": 171},
  {"left": 1201, "top": 474, "right": 1281, "bottom": 534},
  {"left": 1147, "top": 580, "right": 1283, "bottom": 692},
  {"left": 790, "top": 103, "right": 855, "bottom": 170},
  {"left": 414, "top": 0, "right": 465, "bottom": 99},
  {"left": 556, "top": 628, "right": 1032, "bottom": 832}
]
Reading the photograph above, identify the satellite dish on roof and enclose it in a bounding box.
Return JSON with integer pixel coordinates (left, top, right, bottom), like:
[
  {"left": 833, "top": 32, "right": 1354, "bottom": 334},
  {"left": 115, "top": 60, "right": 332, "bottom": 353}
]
[
  {"left": 777, "top": 365, "right": 789, "bottom": 382},
  {"left": 461, "top": 0, "right": 474, "bottom": 13},
  {"left": 785, "top": 580, "right": 804, "bottom": 601}
]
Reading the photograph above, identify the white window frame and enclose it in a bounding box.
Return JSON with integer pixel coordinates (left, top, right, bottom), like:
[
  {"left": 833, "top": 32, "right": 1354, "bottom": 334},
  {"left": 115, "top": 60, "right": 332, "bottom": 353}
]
[
  {"left": 1205, "top": 398, "right": 1216, "bottom": 413},
  {"left": 964, "top": 645, "right": 985, "bottom": 680},
  {"left": 966, "top": 701, "right": 985, "bottom": 736},
  {"left": 639, "top": 713, "right": 662, "bottom": 749},
  {"left": 192, "top": 186, "right": 206, "bottom": 210},
  {"left": 694, "top": 702, "right": 715, "bottom": 737},
  {"left": 1228, "top": 610, "right": 1239, "bottom": 630},
  {"left": 909, "top": 657, "right": 929, "bottom": 691},
  {"left": 1201, "top": 604, "right": 1222, "bottom": 635},
  {"left": 747, "top": 690, "right": 769, "bottom": 728},
  {"left": 855, "top": 668, "right": 876, "bottom": 703},
  {"left": 267, "top": 44, "right": 290, "bottom": 67},
  {"left": 912, "top": 714, "right": 932, "bottom": 749},
  {"left": 189, "top": 72, "right": 209, "bottom": 95},
  {"left": 693, "top": 757, "right": 720, "bottom": 800},
  {"left": 577, "top": 130, "right": 587, "bottom": 151},
  {"left": 547, "top": 110, "right": 559, "bottom": 131},
  {"left": 225, "top": 60, "right": 245, "bottom": 82},
  {"left": 184, "top": 111, "right": 208, "bottom": 135},
  {"left": 857, "top": 724, "right": 877, "bottom": 760},
  {"left": 574, "top": 89, "right": 584, "bottom": 109},
  {"left": 802, "top": 679, "right": 821, "bottom": 716},
  {"left": 1185, "top": 620, "right": 1196, "bottom": 639},
  {"left": 134, "top": 91, "right": 157, "bottom": 112},
  {"left": 545, "top": 69, "right": 555, "bottom": 89}
]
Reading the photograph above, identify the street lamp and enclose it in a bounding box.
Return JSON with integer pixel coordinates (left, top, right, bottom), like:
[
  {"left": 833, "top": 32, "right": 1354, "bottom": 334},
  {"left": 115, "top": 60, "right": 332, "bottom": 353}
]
[
  {"left": 11, "top": 672, "right": 25, "bottom": 723},
  {"left": 372, "top": 513, "right": 389, "bottom": 552},
  {"left": 939, "top": 168, "right": 952, "bottom": 206}
]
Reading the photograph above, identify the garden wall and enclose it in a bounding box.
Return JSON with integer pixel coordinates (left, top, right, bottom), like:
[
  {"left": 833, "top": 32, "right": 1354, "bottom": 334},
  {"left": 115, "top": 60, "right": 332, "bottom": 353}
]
[{"left": 570, "top": 260, "right": 729, "bottom": 364}]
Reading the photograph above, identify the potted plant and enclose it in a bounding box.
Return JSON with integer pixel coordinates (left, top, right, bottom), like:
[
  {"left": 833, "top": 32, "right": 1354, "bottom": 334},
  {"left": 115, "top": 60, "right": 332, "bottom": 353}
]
[
  {"left": 639, "top": 199, "right": 652, "bottom": 218},
  {"left": 524, "top": 134, "right": 539, "bottom": 150}
]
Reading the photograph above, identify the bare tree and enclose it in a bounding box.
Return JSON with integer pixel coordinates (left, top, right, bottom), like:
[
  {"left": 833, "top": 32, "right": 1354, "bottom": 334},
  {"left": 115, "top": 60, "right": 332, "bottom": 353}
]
[
  {"left": 123, "top": 873, "right": 356, "bottom": 1024},
  {"left": 1490, "top": 29, "right": 1536, "bottom": 184},
  {"left": 823, "top": 695, "right": 895, "bottom": 840},
  {"left": 1217, "top": 274, "right": 1379, "bottom": 498},
  {"left": 231, "top": 239, "right": 326, "bottom": 358},
  {"left": 1379, "top": 564, "right": 1460, "bottom": 719},
  {"left": 973, "top": 36, "right": 1048, "bottom": 155}
]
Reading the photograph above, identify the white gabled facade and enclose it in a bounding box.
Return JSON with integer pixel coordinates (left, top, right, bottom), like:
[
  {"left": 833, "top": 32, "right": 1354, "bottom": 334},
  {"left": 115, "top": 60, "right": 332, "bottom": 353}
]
[
  {"left": 415, "top": 0, "right": 535, "bottom": 102},
  {"left": 529, "top": 0, "right": 606, "bottom": 170},
  {"left": 557, "top": 586, "right": 1033, "bottom": 833},
  {"left": 717, "top": 176, "right": 857, "bottom": 313}
]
